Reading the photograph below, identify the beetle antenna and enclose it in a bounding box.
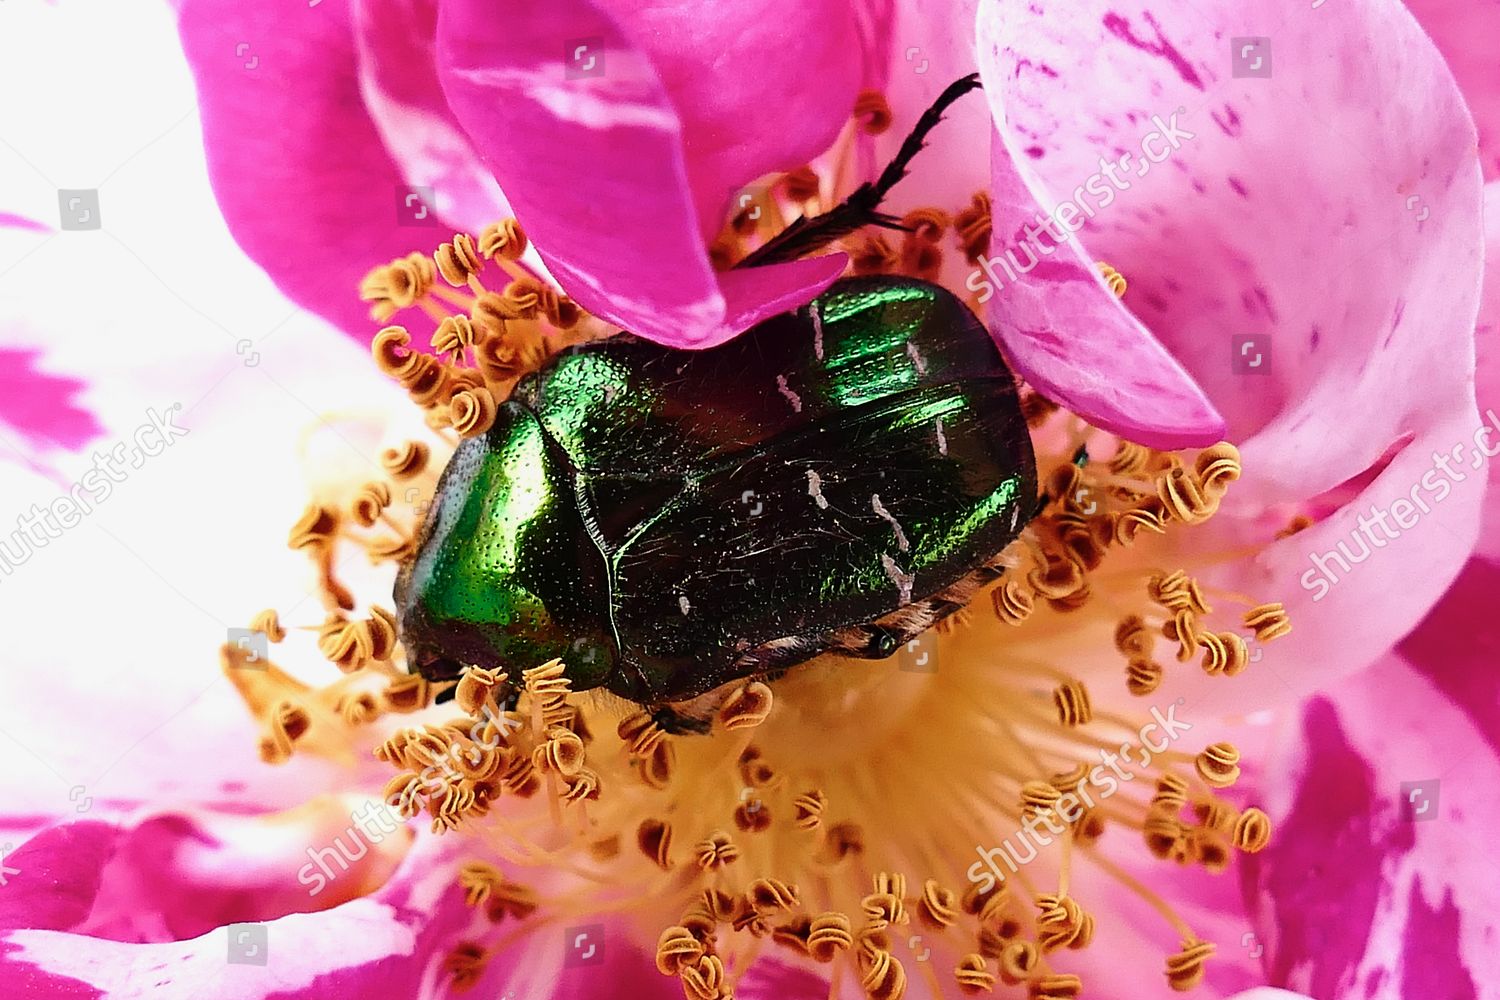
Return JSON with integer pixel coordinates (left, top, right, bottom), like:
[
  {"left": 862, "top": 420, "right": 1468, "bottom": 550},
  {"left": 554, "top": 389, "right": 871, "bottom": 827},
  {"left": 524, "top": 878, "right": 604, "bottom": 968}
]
[{"left": 734, "top": 73, "right": 982, "bottom": 269}]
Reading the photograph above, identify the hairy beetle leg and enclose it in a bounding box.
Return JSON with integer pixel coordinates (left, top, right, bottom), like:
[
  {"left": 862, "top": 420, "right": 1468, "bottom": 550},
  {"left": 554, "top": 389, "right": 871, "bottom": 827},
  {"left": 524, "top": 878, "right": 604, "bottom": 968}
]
[{"left": 648, "top": 704, "right": 714, "bottom": 736}]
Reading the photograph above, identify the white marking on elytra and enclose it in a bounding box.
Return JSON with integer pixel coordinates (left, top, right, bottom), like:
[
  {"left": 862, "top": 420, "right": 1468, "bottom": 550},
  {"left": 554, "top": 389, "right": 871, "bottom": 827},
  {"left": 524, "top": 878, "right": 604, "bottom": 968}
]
[
  {"left": 810, "top": 301, "right": 825, "bottom": 361},
  {"left": 905, "top": 341, "right": 927, "bottom": 376},
  {"left": 871, "top": 494, "right": 910, "bottom": 552},
  {"left": 678, "top": 595, "right": 691, "bottom": 615},
  {"left": 935, "top": 418, "right": 948, "bottom": 456},
  {"left": 806, "top": 469, "right": 829, "bottom": 509},
  {"left": 776, "top": 374, "right": 803, "bottom": 413},
  {"left": 881, "top": 554, "right": 915, "bottom": 604}
]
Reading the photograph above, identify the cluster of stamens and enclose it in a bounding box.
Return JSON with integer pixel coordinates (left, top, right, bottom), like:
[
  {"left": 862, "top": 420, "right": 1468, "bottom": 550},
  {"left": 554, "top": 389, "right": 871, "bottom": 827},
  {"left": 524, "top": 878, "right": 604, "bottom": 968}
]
[{"left": 218, "top": 91, "right": 1298, "bottom": 1000}]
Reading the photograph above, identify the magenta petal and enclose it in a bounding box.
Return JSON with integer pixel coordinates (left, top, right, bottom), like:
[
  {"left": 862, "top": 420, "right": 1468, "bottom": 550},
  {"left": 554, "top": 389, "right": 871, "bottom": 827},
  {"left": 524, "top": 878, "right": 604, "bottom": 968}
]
[
  {"left": 592, "top": 0, "right": 864, "bottom": 241},
  {"left": 0, "top": 812, "right": 461, "bottom": 999},
  {"left": 435, "top": 0, "right": 843, "bottom": 347},
  {"left": 349, "top": 0, "right": 513, "bottom": 232},
  {"left": 0, "top": 212, "right": 50, "bottom": 234},
  {"left": 177, "top": 0, "right": 444, "bottom": 343},
  {"left": 1243, "top": 656, "right": 1499, "bottom": 999},
  {"left": 0, "top": 348, "right": 104, "bottom": 452}
]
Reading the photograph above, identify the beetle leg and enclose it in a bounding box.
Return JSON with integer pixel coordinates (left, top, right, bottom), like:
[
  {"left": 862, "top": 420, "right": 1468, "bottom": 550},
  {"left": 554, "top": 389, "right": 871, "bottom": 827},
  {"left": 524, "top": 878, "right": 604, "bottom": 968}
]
[
  {"left": 734, "top": 73, "right": 982, "bottom": 268},
  {"left": 649, "top": 704, "right": 714, "bottom": 736}
]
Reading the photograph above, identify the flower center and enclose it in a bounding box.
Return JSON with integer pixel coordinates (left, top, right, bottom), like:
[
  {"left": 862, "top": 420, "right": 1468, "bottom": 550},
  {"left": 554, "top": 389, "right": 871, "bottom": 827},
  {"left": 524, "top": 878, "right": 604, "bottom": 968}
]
[{"left": 224, "top": 101, "right": 1292, "bottom": 999}]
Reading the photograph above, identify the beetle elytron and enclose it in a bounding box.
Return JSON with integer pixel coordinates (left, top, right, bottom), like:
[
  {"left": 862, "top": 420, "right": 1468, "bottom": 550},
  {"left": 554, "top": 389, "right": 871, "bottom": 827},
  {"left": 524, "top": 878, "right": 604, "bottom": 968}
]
[{"left": 395, "top": 75, "right": 1040, "bottom": 732}]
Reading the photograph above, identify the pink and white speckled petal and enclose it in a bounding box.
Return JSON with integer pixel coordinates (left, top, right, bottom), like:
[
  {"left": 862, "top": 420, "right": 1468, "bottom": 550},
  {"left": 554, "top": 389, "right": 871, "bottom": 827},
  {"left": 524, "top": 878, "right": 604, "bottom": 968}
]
[
  {"left": 1242, "top": 654, "right": 1498, "bottom": 1000},
  {"left": 975, "top": 0, "right": 1483, "bottom": 488},
  {"left": 975, "top": 11, "right": 1225, "bottom": 449}
]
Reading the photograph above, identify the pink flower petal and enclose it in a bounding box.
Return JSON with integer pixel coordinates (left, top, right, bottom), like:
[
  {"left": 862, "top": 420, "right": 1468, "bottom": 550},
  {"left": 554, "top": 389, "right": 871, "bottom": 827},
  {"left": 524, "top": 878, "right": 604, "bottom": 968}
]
[
  {"left": 0, "top": 806, "right": 468, "bottom": 1000},
  {"left": 975, "top": 0, "right": 1483, "bottom": 474},
  {"left": 864, "top": 0, "right": 990, "bottom": 219},
  {"left": 0, "top": 213, "right": 50, "bottom": 234},
  {"left": 349, "top": 0, "right": 513, "bottom": 232},
  {"left": 1403, "top": 0, "right": 1500, "bottom": 179},
  {"left": 0, "top": 799, "right": 409, "bottom": 942},
  {"left": 0, "top": 348, "right": 104, "bottom": 453},
  {"left": 434, "top": 0, "right": 847, "bottom": 348},
  {"left": 176, "top": 0, "right": 445, "bottom": 344},
  {"left": 1242, "top": 655, "right": 1498, "bottom": 999},
  {"left": 1469, "top": 182, "right": 1500, "bottom": 560},
  {"left": 975, "top": 15, "right": 1224, "bottom": 449},
  {"left": 588, "top": 0, "right": 864, "bottom": 242},
  {"left": 1397, "top": 558, "right": 1500, "bottom": 758}
]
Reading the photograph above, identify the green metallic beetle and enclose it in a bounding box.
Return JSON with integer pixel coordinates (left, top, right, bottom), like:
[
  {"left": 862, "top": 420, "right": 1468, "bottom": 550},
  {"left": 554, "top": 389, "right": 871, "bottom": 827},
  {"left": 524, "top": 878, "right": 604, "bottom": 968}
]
[{"left": 395, "top": 76, "right": 1040, "bottom": 731}]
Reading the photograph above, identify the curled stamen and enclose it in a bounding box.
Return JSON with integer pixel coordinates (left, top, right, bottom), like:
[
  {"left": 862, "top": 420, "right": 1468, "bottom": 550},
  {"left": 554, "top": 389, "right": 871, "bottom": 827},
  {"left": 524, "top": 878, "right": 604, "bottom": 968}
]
[
  {"left": 656, "top": 925, "right": 703, "bottom": 975},
  {"left": 450, "top": 386, "right": 498, "bottom": 438},
  {"left": 1244, "top": 603, "right": 1292, "bottom": 642},
  {"left": 954, "top": 191, "right": 991, "bottom": 263},
  {"left": 638, "top": 818, "right": 673, "bottom": 869},
  {"left": 781, "top": 165, "right": 821, "bottom": 202},
  {"left": 918, "top": 878, "right": 958, "bottom": 929},
  {"left": 1195, "top": 743, "right": 1242, "bottom": 787},
  {"left": 1232, "top": 808, "right": 1273, "bottom": 852},
  {"left": 1152, "top": 774, "right": 1189, "bottom": 813},
  {"left": 997, "top": 940, "right": 1040, "bottom": 984},
  {"left": 992, "top": 578, "right": 1035, "bottom": 625},
  {"left": 1052, "top": 681, "right": 1093, "bottom": 727},
  {"left": 351, "top": 481, "right": 392, "bottom": 528},
  {"left": 792, "top": 789, "right": 827, "bottom": 830},
  {"left": 432, "top": 314, "right": 479, "bottom": 360},
  {"left": 956, "top": 954, "right": 995, "bottom": 995},
  {"left": 250, "top": 608, "right": 286, "bottom": 643},
  {"left": 719, "top": 681, "right": 774, "bottom": 729},
  {"left": 1096, "top": 261, "right": 1127, "bottom": 298},
  {"left": 443, "top": 942, "right": 488, "bottom": 991},
  {"left": 854, "top": 90, "right": 893, "bottom": 134},
  {"left": 860, "top": 947, "right": 906, "bottom": 1000},
  {"left": 381, "top": 441, "right": 430, "bottom": 480},
  {"left": 1194, "top": 443, "right": 1241, "bottom": 495},
  {"left": 1158, "top": 466, "right": 1217, "bottom": 524},
  {"left": 1126, "top": 658, "right": 1164, "bottom": 696},
  {"left": 456, "top": 666, "right": 506, "bottom": 716},
  {"left": 478, "top": 219, "right": 528, "bottom": 261},
  {"left": 383, "top": 673, "right": 432, "bottom": 713},
  {"left": 1020, "top": 781, "right": 1062, "bottom": 821},
  {"left": 435, "top": 233, "right": 483, "bottom": 287},
  {"left": 1165, "top": 939, "right": 1215, "bottom": 991},
  {"left": 288, "top": 503, "right": 338, "bottom": 550},
  {"left": 259, "top": 701, "right": 310, "bottom": 764},
  {"left": 694, "top": 831, "right": 740, "bottom": 870}
]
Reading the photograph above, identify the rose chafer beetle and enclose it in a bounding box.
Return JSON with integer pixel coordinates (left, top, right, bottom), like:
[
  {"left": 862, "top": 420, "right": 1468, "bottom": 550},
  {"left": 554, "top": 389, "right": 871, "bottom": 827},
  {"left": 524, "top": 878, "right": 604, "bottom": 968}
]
[{"left": 396, "top": 76, "right": 1040, "bottom": 731}]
